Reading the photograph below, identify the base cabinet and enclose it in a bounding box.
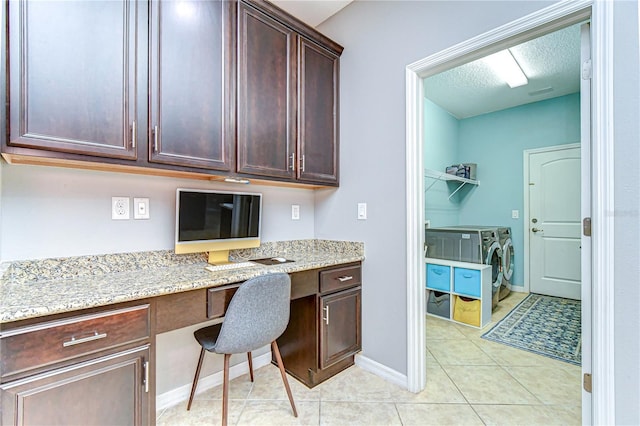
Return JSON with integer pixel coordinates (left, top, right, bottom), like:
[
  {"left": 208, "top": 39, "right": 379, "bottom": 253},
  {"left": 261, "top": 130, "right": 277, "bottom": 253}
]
[
  {"left": 1, "top": 345, "right": 150, "bottom": 426},
  {"left": 0, "top": 304, "right": 152, "bottom": 426},
  {"left": 277, "top": 262, "right": 362, "bottom": 387},
  {"left": 320, "top": 287, "right": 361, "bottom": 369}
]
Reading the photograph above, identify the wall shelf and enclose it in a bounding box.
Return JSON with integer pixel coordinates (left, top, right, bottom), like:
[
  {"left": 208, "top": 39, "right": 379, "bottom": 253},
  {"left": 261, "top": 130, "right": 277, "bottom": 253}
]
[{"left": 424, "top": 169, "right": 479, "bottom": 199}]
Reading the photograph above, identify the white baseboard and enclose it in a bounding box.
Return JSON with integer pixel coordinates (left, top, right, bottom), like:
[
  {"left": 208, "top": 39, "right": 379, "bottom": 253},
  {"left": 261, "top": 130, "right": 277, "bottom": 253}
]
[
  {"left": 354, "top": 354, "right": 408, "bottom": 390},
  {"left": 156, "top": 351, "right": 272, "bottom": 411},
  {"left": 510, "top": 285, "right": 526, "bottom": 293}
]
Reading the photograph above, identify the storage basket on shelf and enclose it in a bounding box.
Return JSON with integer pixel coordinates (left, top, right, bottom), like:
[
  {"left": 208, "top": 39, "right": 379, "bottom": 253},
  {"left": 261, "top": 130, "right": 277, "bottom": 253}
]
[
  {"left": 452, "top": 295, "right": 481, "bottom": 327},
  {"left": 426, "top": 290, "right": 450, "bottom": 318}
]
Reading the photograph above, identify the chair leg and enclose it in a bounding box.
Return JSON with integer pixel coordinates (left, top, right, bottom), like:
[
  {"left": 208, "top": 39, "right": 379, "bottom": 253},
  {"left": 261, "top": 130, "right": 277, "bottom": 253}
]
[
  {"left": 271, "top": 340, "right": 298, "bottom": 418},
  {"left": 222, "top": 353, "right": 231, "bottom": 426},
  {"left": 247, "top": 351, "right": 254, "bottom": 382},
  {"left": 187, "top": 347, "right": 206, "bottom": 411}
]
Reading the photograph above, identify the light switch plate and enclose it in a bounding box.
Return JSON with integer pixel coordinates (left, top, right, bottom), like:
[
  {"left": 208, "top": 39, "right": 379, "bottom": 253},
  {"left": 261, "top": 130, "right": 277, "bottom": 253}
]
[
  {"left": 357, "top": 203, "right": 367, "bottom": 220},
  {"left": 512, "top": 209, "right": 519, "bottom": 219},
  {"left": 291, "top": 204, "right": 300, "bottom": 220},
  {"left": 134, "top": 198, "right": 150, "bottom": 220}
]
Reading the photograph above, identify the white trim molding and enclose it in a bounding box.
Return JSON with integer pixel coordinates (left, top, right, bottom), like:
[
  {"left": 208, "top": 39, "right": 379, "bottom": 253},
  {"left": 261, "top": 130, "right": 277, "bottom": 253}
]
[
  {"left": 590, "top": 0, "right": 616, "bottom": 423},
  {"left": 355, "top": 354, "right": 408, "bottom": 389},
  {"left": 156, "top": 351, "right": 272, "bottom": 411},
  {"left": 406, "top": 1, "right": 615, "bottom": 424}
]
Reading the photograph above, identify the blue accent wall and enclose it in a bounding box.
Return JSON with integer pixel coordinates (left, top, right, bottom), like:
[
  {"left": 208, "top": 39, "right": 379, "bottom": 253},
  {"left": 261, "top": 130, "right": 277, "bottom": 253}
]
[
  {"left": 424, "top": 93, "right": 581, "bottom": 287},
  {"left": 423, "top": 98, "right": 460, "bottom": 227}
]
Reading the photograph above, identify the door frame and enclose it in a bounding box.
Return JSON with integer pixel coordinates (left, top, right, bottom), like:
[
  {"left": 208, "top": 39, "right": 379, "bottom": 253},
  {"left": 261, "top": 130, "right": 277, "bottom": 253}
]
[
  {"left": 523, "top": 143, "right": 581, "bottom": 295},
  {"left": 405, "top": 1, "right": 616, "bottom": 424}
]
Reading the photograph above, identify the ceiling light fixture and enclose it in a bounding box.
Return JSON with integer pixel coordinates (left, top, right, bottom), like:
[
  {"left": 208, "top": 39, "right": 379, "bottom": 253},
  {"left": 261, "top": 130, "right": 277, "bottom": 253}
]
[{"left": 484, "top": 49, "right": 528, "bottom": 88}]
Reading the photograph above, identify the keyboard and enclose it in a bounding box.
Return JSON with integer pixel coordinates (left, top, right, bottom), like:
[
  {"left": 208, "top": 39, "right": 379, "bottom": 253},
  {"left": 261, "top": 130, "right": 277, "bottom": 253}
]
[{"left": 205, "top": 261, "right": 257, "bottom": 273}]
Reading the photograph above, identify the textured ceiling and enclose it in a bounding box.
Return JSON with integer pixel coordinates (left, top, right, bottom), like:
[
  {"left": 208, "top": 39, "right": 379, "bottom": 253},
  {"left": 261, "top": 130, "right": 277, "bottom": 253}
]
[
  {"left": 271, "top": 0, "right": 353, "bottom": 27},
  {"left": 424, "top": 24, "right": 582, "bottom": 119}
]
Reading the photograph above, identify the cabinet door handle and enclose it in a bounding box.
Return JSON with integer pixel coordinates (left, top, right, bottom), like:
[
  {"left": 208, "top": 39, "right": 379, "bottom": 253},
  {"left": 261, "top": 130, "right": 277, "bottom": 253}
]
[
  {"left": 153, "top": 125, "right": 159, "bottom": 152},
  {"left": 300, "top": 154, "right": 305, "bottom": 172},
  {"left": 131, "top": 121, "right": 137, "bottom": 148},
  {"left": 62, "top": 331, "right": 107, "bottom": 347},
  {"left": 463, "top": 273, "right": 472, "bottom": 278},
  {"left": 337, "top": 275, "right": 353, "bottom": 282},
  {"left": 323, "top": 306, "right": 329, "bottom": 325},
  {"left": 289, "top": 153, "right": 296, "bottom": 171},
  {"left": 144, "top": 361, "right": 150, "bottom": 393}
]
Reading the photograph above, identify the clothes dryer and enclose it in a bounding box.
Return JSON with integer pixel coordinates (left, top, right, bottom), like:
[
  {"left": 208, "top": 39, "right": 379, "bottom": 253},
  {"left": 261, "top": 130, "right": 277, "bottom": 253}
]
[
  {"left": 425, "top": 226, "right": 503, "bottom": 309},
  {"left": 496, "top": 227, "right": 514, "bottom": 300}
]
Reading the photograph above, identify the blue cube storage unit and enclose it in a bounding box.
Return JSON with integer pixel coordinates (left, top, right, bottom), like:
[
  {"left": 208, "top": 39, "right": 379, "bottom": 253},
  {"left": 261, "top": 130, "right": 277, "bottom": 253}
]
[
  {"left": 453, "top": 267, "right": 481, "bottom": 297},
  {"left": 426, "top": 264, "right": 450, "bottom": 291}
]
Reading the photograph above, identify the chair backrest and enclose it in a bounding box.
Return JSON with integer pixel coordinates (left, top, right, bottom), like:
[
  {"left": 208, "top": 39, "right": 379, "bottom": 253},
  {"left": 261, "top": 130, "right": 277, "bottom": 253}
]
[{"left": 213, "top": 273, "right": 291, "bottom": 354}]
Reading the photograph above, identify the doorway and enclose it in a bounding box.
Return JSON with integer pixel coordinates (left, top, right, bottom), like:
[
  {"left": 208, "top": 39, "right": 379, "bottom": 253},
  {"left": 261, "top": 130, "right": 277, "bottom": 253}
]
[{"left": 405, "top": 2, "right": 616, "bottom": 425}]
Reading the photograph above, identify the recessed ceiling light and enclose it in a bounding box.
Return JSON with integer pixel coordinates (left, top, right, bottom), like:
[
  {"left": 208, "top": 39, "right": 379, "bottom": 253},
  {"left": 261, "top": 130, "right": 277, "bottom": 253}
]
[{"left": 484, "top": 49, "right": 528, "bottom": 88}]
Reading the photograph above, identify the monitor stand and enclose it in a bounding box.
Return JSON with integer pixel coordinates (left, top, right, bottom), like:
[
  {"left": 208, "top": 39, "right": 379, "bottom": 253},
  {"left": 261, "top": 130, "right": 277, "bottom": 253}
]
[{"left": 208, "top": 250, "right": 231, "bottom": 265}]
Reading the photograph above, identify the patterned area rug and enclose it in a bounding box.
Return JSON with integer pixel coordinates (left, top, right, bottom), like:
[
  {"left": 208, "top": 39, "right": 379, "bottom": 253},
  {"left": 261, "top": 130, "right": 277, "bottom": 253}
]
[{"left": 482, "top": 293, "right": 581, "bottom": 365}]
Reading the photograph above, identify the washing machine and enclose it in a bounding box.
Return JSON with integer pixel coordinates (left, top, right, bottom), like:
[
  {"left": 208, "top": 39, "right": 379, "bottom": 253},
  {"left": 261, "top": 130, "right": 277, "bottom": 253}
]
[
  {"left": 496, "top": 227, "right": 514, "bottom": 300},
  {"left": 425, "top": 226, "right": 503, "bottom": 309}
]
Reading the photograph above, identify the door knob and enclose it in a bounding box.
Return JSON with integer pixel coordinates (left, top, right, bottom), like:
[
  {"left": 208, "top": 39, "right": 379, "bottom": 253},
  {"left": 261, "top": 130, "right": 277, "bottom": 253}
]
[{"left": 532, "top": 227, "right": 543, "bottom": 233}]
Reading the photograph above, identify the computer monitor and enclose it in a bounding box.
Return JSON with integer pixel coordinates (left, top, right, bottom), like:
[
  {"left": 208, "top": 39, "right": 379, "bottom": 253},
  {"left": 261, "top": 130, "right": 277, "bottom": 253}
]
[{"left": 175, "top": 188, "right": 262, "bottom": 264}]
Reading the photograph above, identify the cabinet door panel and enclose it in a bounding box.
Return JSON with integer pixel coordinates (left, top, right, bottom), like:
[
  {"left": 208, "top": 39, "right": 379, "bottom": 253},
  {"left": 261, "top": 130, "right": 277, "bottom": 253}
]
[
  {"left": 8, "top": 0, "right": 138, "bottom": 159},
  {"left": 320, "top": 287, "right": 361, "bottom": 369},
  {"left": 237, "top": 3, "right": 296, "bottom": 179},
  {"left": 298, "top": 39, "right": 339, "bottom": 184},
  {"left": 149, "top": 0, "right": 234, "bottom": 171},
  {"left": 1, "top": 346, "right": 150, "bottom": 426}
]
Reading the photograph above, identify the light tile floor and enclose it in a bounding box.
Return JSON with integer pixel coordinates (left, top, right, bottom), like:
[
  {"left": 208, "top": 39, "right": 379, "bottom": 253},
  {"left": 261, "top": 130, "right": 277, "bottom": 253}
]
[{"left": 156, "top": 292, "right": 582, "bottom": 425}]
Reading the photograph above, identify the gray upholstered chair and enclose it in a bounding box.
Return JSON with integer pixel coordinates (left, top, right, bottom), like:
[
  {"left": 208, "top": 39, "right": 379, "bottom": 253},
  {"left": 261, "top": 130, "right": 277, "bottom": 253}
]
[{"left": 187, "top": 273, "right": 297, "bottom": 426}]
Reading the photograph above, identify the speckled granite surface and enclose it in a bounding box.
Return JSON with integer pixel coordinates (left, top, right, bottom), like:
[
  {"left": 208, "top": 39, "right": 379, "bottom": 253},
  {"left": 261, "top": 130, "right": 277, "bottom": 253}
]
[{"left": 0, "top": 240, "right": 364, "bottom": 324}]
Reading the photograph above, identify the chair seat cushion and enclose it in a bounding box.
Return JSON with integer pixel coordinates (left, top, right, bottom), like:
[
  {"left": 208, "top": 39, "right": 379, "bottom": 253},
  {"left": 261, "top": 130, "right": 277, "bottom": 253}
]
[{"left": 194, "top": 323, "right": 223, "bottom": 352}]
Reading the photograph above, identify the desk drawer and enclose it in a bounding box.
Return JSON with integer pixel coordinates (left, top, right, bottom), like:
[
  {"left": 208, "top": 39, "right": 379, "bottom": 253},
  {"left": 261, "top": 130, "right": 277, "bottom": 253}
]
[
  {"left": 207, "top": 284, "right": 240, "bottom": 319},
  {"left": 1, "top": 305, "right": 150, "bottom": 379},
  {"left": 320, "top": 263, "right": 362, "bottom": 294}
]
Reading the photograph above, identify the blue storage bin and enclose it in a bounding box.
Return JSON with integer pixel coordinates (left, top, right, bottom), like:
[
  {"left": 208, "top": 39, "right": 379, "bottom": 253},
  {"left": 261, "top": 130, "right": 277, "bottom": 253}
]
[
  {"left": 453, "top": 267, "right": 481, "bottom": 297},
  {"left": 426, "top": 264, "right": 450, "bottom": 291}
]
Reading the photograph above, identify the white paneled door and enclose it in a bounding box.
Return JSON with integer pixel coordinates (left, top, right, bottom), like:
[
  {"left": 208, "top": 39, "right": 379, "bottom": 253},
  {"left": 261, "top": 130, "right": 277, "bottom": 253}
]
[{"left": 528, "top": 145, "right": 581, "bottom": 300}]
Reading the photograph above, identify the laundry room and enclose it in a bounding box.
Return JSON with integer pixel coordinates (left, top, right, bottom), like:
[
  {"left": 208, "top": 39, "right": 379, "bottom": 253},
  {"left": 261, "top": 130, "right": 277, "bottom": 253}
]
[{"left": 423, "top": 24, "right": 582, "bottom": 299}]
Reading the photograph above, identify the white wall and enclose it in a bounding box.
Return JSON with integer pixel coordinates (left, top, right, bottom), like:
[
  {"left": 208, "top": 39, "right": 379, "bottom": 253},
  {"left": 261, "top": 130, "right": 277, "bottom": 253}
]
[
  {"left": 317, "top": 0, "right": 557, "bottom": 376},
  {"left": 317, "top": 0, "right": 639, "bottom": 422},
  {"left": 0, "top": 164, "right": 315, "bottom": 261}
]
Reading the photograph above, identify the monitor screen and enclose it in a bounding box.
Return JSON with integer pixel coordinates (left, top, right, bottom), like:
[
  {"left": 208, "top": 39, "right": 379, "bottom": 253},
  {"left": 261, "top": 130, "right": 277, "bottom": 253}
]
[{"left": 175, "top": 189, "right": 262, "bottom": 259}]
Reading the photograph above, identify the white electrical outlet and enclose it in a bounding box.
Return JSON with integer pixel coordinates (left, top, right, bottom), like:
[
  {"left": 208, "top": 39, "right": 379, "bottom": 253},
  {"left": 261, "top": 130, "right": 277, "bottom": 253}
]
[
  {"left": 134, "top": 198, "right": 150, "bottom": 220},
  {"left": 291, "top": 204, "right": 300, "bottom": 220},
  {"left": 112, "top": 197, "right": 130, "bottom": 220}
]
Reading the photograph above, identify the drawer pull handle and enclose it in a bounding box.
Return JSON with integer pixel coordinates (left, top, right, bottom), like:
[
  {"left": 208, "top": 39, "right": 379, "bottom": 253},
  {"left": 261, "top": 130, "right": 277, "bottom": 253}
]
[
  {"left": 337, "top": 276, "right": 353, "bottom": 282},
  {"left": 63, "top": 332, "right": 107, "bottom": 347},
  {"left": 323, "top": 306, "right": 330, "bottom": 325},
  {"left": 463, "top": 274, "right": 473, "bottom": 278},
  {"left": 433, "top": 270, "right": 443, "bottom": 276}
]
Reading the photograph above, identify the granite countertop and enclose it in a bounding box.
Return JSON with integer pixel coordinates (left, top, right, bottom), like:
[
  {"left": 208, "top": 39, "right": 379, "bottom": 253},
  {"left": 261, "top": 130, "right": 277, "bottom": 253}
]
[{"left": 0, "top": 240, "right": 364, "bottom": 324}]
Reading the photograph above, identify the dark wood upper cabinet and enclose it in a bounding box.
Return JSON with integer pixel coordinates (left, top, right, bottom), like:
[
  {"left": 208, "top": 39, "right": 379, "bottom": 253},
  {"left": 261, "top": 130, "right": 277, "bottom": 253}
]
[
  {"left": 3, "top": 0, "right": 343, "bottom": 187},
  {"left": 149, "top": 0, "right": 235, "bottom": 171},
  {"left": 237, "top": 1, "right": 341, "bottom": 186},
  {"left": 237, "top": 2, "right": 297, "bottom": 180},
  {"left": 7, "top": 0, "right": 139, "bottom": 160},
  {"left": 298, "top": 39, "right": 339, "bottom": 184}
]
